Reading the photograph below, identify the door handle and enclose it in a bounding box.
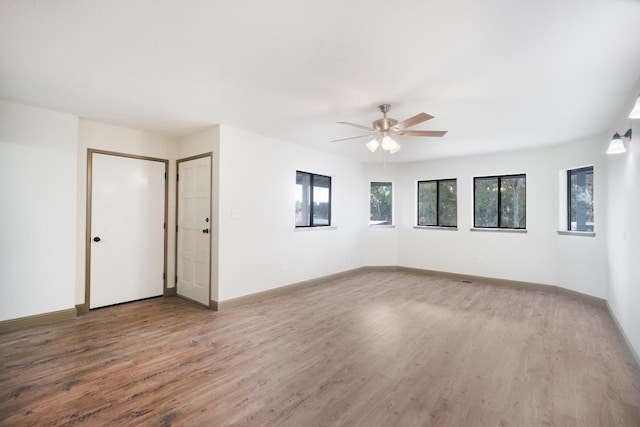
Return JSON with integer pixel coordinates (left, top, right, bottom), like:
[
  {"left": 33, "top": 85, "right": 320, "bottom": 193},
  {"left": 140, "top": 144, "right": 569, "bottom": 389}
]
[
  {"left": 202, "top": 229, "right": 209, "bottom": 234},
  {"left": 93, "top": 236, "right": 101, "bottom": 242}
]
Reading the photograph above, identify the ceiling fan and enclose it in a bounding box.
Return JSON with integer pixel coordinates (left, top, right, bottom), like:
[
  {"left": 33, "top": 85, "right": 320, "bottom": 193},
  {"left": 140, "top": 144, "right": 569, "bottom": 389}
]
[{"left": 332, "top": 104, "right": 447, "bottom": 154}]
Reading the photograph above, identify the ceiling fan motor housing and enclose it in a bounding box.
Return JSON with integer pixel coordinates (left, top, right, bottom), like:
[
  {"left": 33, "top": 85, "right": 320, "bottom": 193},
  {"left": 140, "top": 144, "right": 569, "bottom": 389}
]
[
  {"left": 374, "top": 104, "right": 396, "bottom": 131},
  {"left": 373, "top": 117, "right": 397, "bottom": 132}
]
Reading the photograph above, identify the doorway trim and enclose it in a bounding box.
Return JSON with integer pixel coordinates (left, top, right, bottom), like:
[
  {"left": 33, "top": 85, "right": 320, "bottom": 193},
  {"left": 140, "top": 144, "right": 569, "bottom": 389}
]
[
  {"left": 80, "top": 149, "right": 169, "bottom": 313},
  {"left": 175, "top": 152, "right": 213, "bottom": 309}
]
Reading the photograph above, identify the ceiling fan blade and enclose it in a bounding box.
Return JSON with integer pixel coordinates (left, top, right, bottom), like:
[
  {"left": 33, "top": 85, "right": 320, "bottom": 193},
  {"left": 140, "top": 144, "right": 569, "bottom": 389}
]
[
  {"left": 330, "top": 134, "right": 373, "bottom": 143},
  {"left": 393, "top": 113, "right": 434, "bottom": 130},
  {"left": 336, "top": 121, "right": 375, "bottom": 132},
  {"left": 400, "top": 130, "right": 448, "bottom": 137}
]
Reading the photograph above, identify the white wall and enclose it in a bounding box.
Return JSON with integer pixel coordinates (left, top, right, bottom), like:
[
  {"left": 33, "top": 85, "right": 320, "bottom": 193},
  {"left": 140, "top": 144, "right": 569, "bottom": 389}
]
[
  {"left": 549, "top": 138, "right": 609, "bottom": 297},
  {"left": 363, "top": 136, "right": 609, "bottom": 299},
  {"left": 606, "top": 83, "right": 640, "bottom": 361},
  {"left": 76, "top": 119, "right": 177, "bottom": 306},
  {"left": 0, "top": 109, "right": 369, "bottom": 315},
  {"left": 3, "top": 95, "right": 635, "bottom": 369},
  {"left": 362, "top": 163, "right": 401, "bottom": 266},
  {"left": 0, "top": 101, "right": 78, "bottom": 321},
  {"left": 216, "top": 125, "right": 366, "bottom": 301}
]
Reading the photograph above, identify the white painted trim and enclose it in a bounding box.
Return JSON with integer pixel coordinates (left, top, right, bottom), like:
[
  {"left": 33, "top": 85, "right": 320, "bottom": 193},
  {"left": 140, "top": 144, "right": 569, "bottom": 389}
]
[
  {"left": 294, "top": 226, "right": 338, "bottom": 232},
  {"left": 470, "top": 228, "right": 527, "bottom": 233},
  {"left": 557, "top": 230, "right": 596, "bottom": 237},
  {"left": 413, "top": 226, "right": 458, "bottom": 231}
]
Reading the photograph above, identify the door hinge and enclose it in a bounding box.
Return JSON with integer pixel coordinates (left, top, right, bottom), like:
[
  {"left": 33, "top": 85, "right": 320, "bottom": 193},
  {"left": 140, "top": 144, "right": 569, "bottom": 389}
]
[
  {"left": 163, "top": 272, "right": 166, "bottom": 280},
  {"left": 163, "top": 222, "right": 166, "bottom": 230},
  {"left": 164, "top": 172, "right": 167, "bottom": 179},
  {"left": 176, "top": 174, "right": 179, "bottom": 181},
  {"left": 175, "top": 276, "right": 178, "bottom": 285},
  {"left": 176, "top": 224, "right": 178, "bottom": 232}
]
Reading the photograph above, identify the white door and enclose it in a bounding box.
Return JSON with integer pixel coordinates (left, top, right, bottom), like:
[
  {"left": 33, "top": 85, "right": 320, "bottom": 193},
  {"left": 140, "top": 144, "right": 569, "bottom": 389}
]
[
  {"left": 90, "top": 152, "right": 166, "bottom": 309},
  {"left": 177, "top": 155, "right": 211, "bottom": 306}
]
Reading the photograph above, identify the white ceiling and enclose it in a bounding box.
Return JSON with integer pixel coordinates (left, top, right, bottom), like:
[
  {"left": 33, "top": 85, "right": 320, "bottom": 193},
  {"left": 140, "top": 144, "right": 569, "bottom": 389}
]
[{"left": 1, "top": 0, "right": 640, "bottom": 163}]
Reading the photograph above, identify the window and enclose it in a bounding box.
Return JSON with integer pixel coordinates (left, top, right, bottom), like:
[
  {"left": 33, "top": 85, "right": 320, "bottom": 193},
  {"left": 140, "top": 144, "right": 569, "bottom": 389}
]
[
  {"left": 417, "top": 179, "right": 457, "bottom": 227},
  {"left": 295, "top": 171, "right": 331, "bottom": 227},
  {"left": 567, "top": 166, "right": 593, "bottom": 232},
  {"left": 370, "top": 182, "right": 392, "bottom": 226},
  {"left": 474, "top": 174, "right": 526, "bottom": 229}
]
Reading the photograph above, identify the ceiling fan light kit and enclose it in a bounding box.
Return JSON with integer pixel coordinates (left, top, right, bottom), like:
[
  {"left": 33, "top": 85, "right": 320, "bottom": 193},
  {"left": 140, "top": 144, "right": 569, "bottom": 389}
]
[
  {"left": 366, "top": 138, "right": 380, "bottom": 153},
  {"left": 332, "top": 104, "right": 447, "bottom": 154},
  {"left": 389, "top": 141, "right": 401, "bottom": 154}
]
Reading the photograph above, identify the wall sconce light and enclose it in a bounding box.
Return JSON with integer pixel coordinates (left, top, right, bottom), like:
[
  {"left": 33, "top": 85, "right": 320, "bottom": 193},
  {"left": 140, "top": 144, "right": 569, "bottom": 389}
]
[
  {"left": 606, "top": 129, "right": 632, "bottom": 154},
  {"left": 629, "top": 95, "right": 640, "bottom": 119}
]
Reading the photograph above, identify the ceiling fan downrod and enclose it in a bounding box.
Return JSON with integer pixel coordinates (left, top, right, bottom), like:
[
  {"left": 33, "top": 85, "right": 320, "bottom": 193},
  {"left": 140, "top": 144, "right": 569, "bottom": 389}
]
[{"left": 374, "top": 104, "right": 396, "bottom": 132}]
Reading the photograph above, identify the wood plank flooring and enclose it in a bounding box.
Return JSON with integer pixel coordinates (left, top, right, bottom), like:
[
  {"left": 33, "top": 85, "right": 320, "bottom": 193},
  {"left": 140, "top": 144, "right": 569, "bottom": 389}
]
[{"left": 1, "top": 271, "right": 639, "bottom": 426}]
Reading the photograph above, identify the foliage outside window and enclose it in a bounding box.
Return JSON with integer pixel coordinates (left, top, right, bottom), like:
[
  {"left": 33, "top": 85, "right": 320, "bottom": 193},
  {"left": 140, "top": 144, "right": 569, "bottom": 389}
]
[
  {"left": 474, "top": 174, "right": 526, "bottom": 229},
  {"left": 417, "top": 179, "right": 457, "bottom": 227},
  {"left": 370, "top": 182, "right": 393, "bottom": 226},
  {"left": 295, "top": 171, "right": 331, "bottom": 227},
  {"left": 568, "top": 166, "right": 594, "bottom": 232}
]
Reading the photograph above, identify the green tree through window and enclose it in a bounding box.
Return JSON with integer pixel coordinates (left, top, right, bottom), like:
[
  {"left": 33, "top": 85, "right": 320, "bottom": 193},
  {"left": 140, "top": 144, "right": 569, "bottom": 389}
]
[
  {"left": 370, "top": 182, "right": 392, "bottom": 225},
  {"left": 568, "top": 166, "right": 593, "bottom": 232},
  {"left": 474, "top": 174, "right": 526, "bottom": 229},
  {"left": 417, "top": 179, "right": 457, "bottom": 227}
]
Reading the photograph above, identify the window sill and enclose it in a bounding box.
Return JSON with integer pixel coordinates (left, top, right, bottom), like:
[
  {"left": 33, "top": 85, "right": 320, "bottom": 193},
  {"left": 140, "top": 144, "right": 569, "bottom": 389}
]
[
  {"left": 369, "top": 225, "right": 395, "bottom": 229},
  {"left": 294, "top": 226, "right": 337, "bottom": 232},
  {"left": 470, "top": 228, "right": 527, "bottom": 233},
  {"left": 557, "top": 230, "right": 595, "bottom": 237},
  {"left": 413, "top": 226, "right": 458, "bottom": 231}
]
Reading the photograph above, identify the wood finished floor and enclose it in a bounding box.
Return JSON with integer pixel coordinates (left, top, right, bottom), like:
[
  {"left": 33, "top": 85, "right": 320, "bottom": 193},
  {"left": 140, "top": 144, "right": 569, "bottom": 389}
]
[{"left": 1, "top": 271, "right": 639, "bottom": 426}]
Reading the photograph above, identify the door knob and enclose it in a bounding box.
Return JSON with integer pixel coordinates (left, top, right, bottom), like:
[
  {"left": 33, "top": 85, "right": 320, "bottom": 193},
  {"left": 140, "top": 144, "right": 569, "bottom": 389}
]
[
  {"left": 202, "top": 229, "right": 209, "bottom": 234},
  {"left": 93, "top": 236, "right": 101, "bottom": 242}
]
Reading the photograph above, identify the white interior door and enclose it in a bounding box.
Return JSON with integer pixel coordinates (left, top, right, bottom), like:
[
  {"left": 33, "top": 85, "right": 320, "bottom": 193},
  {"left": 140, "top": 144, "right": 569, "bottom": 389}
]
[
  {"left": 90, "top": 153, "right": 166, "bottom": 309},
  {"left": 177, "top": 156, "right": 211, "bottom": 306}
]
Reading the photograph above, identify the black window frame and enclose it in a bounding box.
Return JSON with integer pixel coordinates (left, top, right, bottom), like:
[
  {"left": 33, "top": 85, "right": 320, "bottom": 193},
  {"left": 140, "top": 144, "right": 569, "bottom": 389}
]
[
  {"left": 295, "top": 170, "right": 332, "bottom": 227},
  {"left": 417, "top": 178, "right": 458, "bottom": 227},
  {"left": 369, "top": 181, "right": 393, "bottom": 226},
  {"left": 473, "top": 174, "right": 526, "bottom": 229},
  {"left": 567, "top": 166, "right": 594, "bottom": 232}
]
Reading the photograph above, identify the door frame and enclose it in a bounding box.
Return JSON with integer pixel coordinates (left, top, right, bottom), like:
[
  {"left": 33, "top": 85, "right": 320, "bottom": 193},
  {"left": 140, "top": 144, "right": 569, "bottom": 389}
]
[
  {"left": 82, "top": 149, "right": 169, "bottom": 312},
  {"left": 175, "top": 152, "right": 213, "bottom": 308}
]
